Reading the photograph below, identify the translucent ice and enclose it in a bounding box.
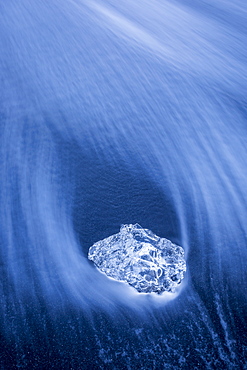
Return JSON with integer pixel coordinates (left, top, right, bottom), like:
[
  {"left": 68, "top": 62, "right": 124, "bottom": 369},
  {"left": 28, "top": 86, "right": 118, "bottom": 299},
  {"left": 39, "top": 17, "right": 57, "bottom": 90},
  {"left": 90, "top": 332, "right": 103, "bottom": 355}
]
[{"left": 88, "top": 224, "right": 186, "bottom": 294}]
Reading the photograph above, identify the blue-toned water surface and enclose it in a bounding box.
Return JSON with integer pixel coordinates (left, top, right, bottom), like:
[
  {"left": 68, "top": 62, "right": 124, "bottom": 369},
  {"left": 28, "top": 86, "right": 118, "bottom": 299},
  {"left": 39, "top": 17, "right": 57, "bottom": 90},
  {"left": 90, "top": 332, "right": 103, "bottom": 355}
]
[{"left": 1, "top": 0, "right": 247, "bottom": 368}]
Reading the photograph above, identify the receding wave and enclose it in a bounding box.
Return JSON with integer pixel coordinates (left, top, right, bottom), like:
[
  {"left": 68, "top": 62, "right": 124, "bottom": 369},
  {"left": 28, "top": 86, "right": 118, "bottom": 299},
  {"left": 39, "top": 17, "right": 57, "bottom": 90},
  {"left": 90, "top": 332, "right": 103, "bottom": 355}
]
[{"left": 0, "top": 0, "right": 246, "bottom": 368}]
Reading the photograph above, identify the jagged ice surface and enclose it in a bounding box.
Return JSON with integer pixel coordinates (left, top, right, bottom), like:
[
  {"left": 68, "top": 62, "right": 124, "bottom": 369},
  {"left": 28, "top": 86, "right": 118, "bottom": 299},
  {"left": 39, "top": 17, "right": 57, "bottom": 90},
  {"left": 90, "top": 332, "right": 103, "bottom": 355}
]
[{"left": 88, "top": 224, "right": 186, "bottom": 294}]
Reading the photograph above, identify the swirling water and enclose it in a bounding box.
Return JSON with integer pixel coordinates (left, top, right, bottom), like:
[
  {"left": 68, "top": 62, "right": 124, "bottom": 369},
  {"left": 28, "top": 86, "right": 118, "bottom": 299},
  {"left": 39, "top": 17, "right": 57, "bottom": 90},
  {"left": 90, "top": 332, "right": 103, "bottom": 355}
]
[{"left": 0, "top": 0, "right": 247, "bottom": 368}]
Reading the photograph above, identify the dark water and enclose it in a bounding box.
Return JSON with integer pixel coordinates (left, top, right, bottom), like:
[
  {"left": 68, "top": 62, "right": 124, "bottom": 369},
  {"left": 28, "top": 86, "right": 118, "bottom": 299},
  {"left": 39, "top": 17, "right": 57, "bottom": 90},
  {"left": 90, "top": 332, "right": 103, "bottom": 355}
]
[{"left": 1, "top": 0, "right": 247, "bottom": 368}]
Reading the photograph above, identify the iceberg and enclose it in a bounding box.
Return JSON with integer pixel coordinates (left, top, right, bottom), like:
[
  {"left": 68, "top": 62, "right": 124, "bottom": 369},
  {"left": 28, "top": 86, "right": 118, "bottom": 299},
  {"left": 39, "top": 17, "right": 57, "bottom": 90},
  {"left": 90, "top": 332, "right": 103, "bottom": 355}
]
[{"left": 88, "top": 224, "right": 186, "bottom": 294}]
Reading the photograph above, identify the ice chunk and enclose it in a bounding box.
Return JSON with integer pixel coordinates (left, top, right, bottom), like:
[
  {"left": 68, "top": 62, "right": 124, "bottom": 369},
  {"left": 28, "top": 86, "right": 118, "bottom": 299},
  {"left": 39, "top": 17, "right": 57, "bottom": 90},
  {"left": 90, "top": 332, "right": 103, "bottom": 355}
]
[{"left": 88, "top": 224, "right": 186, "bottom": 294}]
